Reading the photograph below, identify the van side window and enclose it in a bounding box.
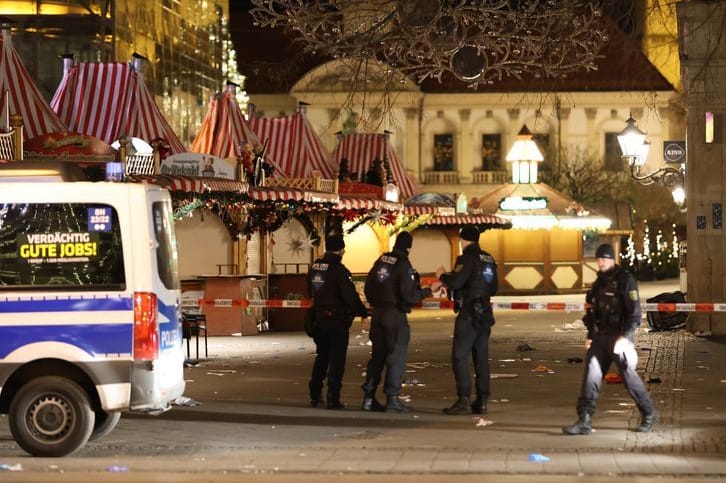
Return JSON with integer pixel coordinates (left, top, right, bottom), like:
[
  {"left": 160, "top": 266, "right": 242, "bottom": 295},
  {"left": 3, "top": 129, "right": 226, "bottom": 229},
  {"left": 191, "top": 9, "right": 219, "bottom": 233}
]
[
  {"left": 0, "top": 203, "right": 125, "bottom": 290},
  {"left": 152, "top": 201, "right": 180, "bottom": 290}
]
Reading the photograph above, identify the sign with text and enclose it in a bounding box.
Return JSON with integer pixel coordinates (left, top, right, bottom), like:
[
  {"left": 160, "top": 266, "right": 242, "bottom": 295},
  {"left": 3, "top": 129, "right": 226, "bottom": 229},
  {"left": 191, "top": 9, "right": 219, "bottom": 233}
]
[
  {"left": 161, "top": 153, "right": 236, "bottom": 180},
  {"left": 663, "top": 141, "right": 686, "bottom": 164}
]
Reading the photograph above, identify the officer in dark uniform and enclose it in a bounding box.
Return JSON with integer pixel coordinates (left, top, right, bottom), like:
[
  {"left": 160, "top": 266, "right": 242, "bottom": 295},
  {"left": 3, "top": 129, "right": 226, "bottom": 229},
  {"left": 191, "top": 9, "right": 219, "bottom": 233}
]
[
  {"left": 436, "top": 226, "right": 498, "bottom": 415},
  {"left": 563, "top": 243, "right": 657, "bottom": 434},
  {"left": 308, "top": 234, "right": 368, "bottom": 410},
  {"left": 362, "top": 231, "right": 432, "bottom": 413}
]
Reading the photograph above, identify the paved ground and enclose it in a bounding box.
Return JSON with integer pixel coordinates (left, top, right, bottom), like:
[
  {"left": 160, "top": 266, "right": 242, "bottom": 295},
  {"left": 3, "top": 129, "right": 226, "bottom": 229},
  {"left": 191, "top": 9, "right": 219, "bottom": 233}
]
[{"left": 1, "top": 279, "right": 724, "bottom": 482}]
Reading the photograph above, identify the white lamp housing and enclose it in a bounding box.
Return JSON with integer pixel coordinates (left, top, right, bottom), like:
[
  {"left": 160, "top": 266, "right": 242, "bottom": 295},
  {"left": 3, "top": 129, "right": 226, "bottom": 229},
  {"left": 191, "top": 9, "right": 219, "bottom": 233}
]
[
  {"left": 617, "top": 115, "right": 647, "bottom": 163},
  {"left": 506, "top": 125, "right": 544, "bottom": 184}
]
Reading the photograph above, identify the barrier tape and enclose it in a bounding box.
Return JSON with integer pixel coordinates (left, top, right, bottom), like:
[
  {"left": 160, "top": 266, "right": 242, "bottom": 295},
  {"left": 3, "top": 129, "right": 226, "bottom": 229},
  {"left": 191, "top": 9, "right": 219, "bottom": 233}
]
[{"left": 197, "top": 298, "right": 726, "bottom": 312}]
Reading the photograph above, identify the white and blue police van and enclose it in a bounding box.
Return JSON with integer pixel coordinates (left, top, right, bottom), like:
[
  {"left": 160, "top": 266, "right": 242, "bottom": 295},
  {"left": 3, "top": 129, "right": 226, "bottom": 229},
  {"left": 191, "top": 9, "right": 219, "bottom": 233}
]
[{"left": 0, "top": 164, "right": 185, "bottom": 456}]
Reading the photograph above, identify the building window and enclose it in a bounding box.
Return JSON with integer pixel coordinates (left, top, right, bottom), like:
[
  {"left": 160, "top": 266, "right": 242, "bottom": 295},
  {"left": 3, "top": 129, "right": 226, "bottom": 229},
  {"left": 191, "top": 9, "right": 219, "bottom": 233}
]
[
  {"left": 481, "top": 134, "right": 502, "bottom": 171},
  {"left": 604, "top": 132, "right": 623, "bottom": 171},
  {"left": 433, "top": 134, "right": 454, "bottom": 171}
]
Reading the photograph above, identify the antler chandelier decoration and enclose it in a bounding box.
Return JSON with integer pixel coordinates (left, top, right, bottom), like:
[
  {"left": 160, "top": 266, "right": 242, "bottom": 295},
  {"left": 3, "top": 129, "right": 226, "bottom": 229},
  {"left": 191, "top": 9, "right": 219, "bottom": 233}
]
[{"left": 250, "top": 0, "right": 608, "bottom": 87}]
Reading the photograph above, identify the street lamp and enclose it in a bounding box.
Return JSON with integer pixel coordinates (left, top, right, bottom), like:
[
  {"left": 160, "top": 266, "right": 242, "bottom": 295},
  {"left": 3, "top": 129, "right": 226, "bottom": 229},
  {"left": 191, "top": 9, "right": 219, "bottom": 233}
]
[
  {"left": 617, "top": 114, "right": 685, "bottom": 206},
  {"left": 505, "top": 125, "right": 543, "bottom": 184}
]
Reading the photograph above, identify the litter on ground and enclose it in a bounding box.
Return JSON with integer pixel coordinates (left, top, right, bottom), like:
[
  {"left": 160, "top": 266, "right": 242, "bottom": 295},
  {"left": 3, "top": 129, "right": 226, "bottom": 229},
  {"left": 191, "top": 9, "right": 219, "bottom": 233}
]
[
  {"left": 475, "top": 418, "right": 494, "bottom": 427},
  {"left": 528, "top": 453, "right": 550, "bottom": 463}
]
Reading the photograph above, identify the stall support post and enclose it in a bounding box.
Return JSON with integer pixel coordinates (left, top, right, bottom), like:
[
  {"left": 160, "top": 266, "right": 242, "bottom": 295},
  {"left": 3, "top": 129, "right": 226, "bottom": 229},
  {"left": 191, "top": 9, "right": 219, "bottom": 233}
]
[
  {"left": 10, "top": 114, "right": 22, "bottom": 161},
  {"left": 118, "top": 135, "right": 128, "bottom": 174}
]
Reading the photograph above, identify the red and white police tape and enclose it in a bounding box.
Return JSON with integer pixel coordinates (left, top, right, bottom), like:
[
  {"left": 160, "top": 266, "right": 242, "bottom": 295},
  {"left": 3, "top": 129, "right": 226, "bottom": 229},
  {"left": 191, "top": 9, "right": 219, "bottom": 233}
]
[{"left": 197, "top": 298, "right": 726, "bottom": 312}]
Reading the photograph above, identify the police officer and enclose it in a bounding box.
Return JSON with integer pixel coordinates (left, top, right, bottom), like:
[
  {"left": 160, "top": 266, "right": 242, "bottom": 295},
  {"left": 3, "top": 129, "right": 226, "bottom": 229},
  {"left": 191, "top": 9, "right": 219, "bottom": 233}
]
[
  {"left": 563, "top": 243, "right": 657, "bottom": 434},
  {"left": 308, "top": 234, "right": 368, "bottom": 410},
  {"left": 362, "top": 231, "right": 432, "bottom": 413},
  {"left": 435, "top": 226, "right": 498, "bottom": 415}
]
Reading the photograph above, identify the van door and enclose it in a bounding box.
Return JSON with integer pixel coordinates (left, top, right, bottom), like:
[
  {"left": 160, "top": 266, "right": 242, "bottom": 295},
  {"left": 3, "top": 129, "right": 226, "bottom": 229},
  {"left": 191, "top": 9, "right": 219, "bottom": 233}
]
[{"left": 129, "top": 188, "right": 184, "bottom": 410}]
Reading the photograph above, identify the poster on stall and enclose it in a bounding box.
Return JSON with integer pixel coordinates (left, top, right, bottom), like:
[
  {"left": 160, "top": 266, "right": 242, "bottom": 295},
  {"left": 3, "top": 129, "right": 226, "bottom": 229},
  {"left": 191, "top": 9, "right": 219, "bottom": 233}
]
[{"left": 161, "top": 153, "right": 236, "bottom": 179}]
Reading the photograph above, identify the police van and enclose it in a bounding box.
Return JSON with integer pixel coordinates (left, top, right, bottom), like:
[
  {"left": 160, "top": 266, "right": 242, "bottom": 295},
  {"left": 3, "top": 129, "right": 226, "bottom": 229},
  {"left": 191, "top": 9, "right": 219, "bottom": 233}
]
[{"left": 0, "top": 163, "right": 185, "bottom": 456}]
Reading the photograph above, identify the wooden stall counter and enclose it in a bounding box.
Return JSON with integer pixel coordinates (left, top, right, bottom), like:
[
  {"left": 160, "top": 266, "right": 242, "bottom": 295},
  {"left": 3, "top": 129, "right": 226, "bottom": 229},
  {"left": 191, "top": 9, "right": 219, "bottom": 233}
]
[{"left": 197, "top": 275, "right": 265, "bottom": 336}]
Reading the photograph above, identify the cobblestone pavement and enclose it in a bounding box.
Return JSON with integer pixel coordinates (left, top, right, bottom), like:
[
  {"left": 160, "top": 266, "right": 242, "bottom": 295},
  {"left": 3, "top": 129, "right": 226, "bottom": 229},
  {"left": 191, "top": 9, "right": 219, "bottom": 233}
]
[{"left": 1, "top": 281, "right": 724, "bottom": 480}]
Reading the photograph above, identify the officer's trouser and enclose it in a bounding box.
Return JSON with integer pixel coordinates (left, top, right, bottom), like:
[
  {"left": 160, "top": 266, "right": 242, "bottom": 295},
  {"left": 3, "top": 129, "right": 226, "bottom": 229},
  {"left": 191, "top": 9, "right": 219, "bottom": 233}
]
[
  {"left": 577, "top": 333, "right": 654, "bottom": 416},
  {"left": 362, "top": 307, "right": 410, "bottom": 397},
  {"left": 309, "top": 326, "right": 349, "bottom": 402},
  {"left": 451, "top": 309, "right": 492, "bottom": 400}
]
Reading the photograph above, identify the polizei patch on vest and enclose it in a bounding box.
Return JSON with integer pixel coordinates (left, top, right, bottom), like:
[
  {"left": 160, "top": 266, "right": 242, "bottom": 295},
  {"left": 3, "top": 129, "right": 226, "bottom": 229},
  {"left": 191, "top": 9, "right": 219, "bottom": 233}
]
[
  {"left": 628, "top": 290, "right": 639, "bottom": 301},
  {"left": 376, "top": 266, "right": 391, "bottom": 282},
  {"left": 311, "top": 273, "right": 325, "bottom": 291}
]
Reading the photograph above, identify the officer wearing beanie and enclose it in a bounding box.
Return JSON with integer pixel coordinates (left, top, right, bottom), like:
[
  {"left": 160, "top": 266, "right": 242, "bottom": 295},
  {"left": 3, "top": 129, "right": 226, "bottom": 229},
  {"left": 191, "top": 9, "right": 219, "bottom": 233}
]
[
  {"left": 563, "top": 243, "right": 657, "bottom": 434},
  {"left": 435, "top": 225, "right": 498, "bottom": 415},
  {"left": 307, "top": 234, "right": 368, "bottom": 410},
  {"left": 362, "top": 231, "right": 432, "bottom": 412}
]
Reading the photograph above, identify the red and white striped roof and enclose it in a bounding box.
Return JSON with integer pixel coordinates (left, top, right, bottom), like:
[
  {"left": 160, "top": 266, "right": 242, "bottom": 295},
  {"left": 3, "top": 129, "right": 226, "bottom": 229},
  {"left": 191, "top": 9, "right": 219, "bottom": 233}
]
[
  {"left": 128, "top": 174, "right": 248, "bottom": 194},
  {"left": 0, "top": 29, "right": 66, "bottom": 141},
  {"left": 249, "top": 110, "right": 334, "bottom": 179},
  {"left": 330, "top": 132, "right": 418, "bottom": 199},
  {"left": 50, "top": 62, "right": 185, "bottom": 154},
  {"left": 335, "top": 195, "right": 402, "bottom": 212},
  {"left": 191, "top": 84, "right": 261, "bottom": 159},
  {"left": 404, "top": 205, "right": 456, "bottom": 216},
  {"left": 248, "top": 186, "right": 338, "bottom": 204},
  {"left": 425, "top": 214, "right": 510, "bottom": 227}
]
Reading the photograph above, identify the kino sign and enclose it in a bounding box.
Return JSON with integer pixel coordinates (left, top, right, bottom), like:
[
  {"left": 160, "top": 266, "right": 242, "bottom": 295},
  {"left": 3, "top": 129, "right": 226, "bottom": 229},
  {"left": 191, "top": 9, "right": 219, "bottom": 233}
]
[{"left": 663, "top": 141, "right": 686, "bottom": 164}]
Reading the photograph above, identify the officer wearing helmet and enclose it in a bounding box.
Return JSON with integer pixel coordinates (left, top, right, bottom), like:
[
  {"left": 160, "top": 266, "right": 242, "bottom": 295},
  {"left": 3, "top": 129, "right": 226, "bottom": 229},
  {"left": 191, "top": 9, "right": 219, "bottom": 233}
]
[
  {"left": 435, "top": 225, "right": 498, "bottom": 415},
  {"left": 307, "top": 234, "right": 368, "bottom": 410},
  {"left": 362, "top": 231, "right": 432, "bottom": 413},
  {"left": 563, "top": 243, "right": 657, "bottom": 435}
]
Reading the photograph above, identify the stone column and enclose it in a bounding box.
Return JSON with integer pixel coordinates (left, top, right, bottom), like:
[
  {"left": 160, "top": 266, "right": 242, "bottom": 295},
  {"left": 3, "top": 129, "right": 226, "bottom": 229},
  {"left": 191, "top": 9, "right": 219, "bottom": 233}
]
[
  {"left": 584, "top": 108, "right": 598, "bottom": 149},
  {"left": 678, "top": 0, "right": 726, "bottom": 334},
  {"left": 458, "top": 108, "right": 472, "bottom": 182},
  {"left": 556, "top": 106, "right": 571, "bottom": 172},
  {"left": 506, "top": 108, "right": 520, "bottom": 178},
  {"left": 404, "top": 107, "right": 420, "bottom": 182}
]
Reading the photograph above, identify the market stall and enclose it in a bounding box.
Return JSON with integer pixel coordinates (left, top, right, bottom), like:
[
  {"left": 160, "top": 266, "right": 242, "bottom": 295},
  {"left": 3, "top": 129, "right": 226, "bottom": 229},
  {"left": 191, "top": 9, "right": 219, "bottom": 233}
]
[
  {"left": 50, "top": 56, "right": 185, "bottom": 155},
  {"left": 249, "top": 104, "right": 335, "bottom": 178},
  {"left": 329, "top": 131, "right": 418, "bottom": 199},
  {"left": 0, "top": 26, "right": 65, "bottom": 146},
  {"left": 471, "top": 182, "right": 612, "bottom": 294},
  {"left": 402, "top": 193, "right": 511, "bottom": 278},
  {"left": 245, "top": 182, "right": 338, "bottom": 331}
]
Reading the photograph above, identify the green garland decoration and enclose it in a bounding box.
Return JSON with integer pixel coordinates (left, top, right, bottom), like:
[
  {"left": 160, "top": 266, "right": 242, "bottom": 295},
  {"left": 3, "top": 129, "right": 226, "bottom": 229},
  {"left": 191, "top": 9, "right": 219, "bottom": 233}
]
[
  {"left": 173, "top": 199, "right": 204, "bottom": 220},
  {"left": 387, "top": 214, "right": 433, "bottom": 236}
]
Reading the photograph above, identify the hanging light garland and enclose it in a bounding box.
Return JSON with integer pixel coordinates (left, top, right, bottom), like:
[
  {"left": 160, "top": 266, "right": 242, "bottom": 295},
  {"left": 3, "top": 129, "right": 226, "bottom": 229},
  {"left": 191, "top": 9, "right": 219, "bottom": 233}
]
[{"left": 169, "top": 191, "right": 332, "bottom": 239}]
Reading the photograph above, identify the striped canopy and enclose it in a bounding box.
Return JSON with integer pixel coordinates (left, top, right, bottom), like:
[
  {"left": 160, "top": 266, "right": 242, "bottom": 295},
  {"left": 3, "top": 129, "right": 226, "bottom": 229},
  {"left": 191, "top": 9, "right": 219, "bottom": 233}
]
[
  {"left": 249, "top": 110, "right": 334, "bottom": 179},
  {"left": 0, "top": 29, "right": 66, "bottom": 140},
  {"left": 50, "top": 62, "right": 185, "bottom": 154},
  {"left": 191, "top": 84, "right": 260, "bottom": 158},
  {"left": 329, "top": 132, "right": 417, "bottom": 199},
  {"left": 128, "top": 174, "right": 248, "bottom": 194}
]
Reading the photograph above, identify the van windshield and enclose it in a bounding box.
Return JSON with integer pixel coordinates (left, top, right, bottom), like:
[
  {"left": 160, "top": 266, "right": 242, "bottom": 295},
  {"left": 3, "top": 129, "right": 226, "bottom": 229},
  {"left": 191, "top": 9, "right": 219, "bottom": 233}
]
[
  {"left": 0, "top": 203, "right": 125, "bottom": 290},
  {"left": 152, "top": 201, "right": 180, "bottom": 290}
]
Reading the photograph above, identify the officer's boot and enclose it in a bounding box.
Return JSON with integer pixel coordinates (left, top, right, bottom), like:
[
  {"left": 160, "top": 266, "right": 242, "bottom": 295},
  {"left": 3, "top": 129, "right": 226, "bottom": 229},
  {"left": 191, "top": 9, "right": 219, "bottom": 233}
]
[
  {"left": 443, "top": 397, "right": 471, "bottom": 415},
  {"left": 635, "top": 410, "right": 657, "bottom": 432},
  {"left": 361, "top": 391, "right": 385, "bottom": 412},
  {"left": 385, "top": 395, "right": 412, "bottom": 413},
  {"left": 470, "top": 397, "right": 487, "bottom": 415},
  {"left": 562, "top": 412, "right": 592, "bottom": 435}
]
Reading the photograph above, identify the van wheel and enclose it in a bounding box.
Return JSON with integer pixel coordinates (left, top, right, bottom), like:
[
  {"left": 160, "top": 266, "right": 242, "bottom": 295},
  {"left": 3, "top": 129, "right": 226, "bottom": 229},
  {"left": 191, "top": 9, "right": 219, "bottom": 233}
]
[
  {"left": 89, "top": 410, "right": 121, "bottom": 441},
  {"left": 9, "top": 376, "right": 95, "bottom": 457}
]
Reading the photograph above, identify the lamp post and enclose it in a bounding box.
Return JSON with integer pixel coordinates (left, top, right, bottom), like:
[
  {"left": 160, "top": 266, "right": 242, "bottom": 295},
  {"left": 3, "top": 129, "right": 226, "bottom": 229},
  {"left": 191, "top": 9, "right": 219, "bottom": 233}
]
[{"left": 617, "top": 114, "right": 685, "bottom": 206}]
